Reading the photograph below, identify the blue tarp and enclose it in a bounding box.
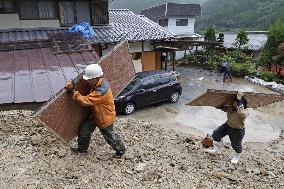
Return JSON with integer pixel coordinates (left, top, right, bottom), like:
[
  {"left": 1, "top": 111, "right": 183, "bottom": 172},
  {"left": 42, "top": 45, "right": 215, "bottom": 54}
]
[{"left": 68, "top": 22, "right": 95, "bottom": 39}]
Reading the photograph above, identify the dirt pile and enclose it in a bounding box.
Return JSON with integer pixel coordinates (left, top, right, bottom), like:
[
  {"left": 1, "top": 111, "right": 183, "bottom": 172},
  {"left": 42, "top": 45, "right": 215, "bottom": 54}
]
[{"left": 0, "top": 110, "right": 283, "bottom": 189}]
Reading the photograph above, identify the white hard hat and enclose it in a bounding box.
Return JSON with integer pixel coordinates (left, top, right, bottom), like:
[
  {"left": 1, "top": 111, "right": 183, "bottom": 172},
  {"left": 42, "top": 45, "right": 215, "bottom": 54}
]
[
  {"left": 83, "top": 64, "right": 103, "bottom": 80},
  {"left": 237, "top": 89, "right": 245, "bottom": 100}
]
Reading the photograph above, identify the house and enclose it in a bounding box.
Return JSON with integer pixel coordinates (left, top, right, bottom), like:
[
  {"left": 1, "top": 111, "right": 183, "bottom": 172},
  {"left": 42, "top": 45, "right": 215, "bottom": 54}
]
[
  {"left": 140, "top": 3, "right": 201, "bottom": 59},
  {"left": 140, "top": 3, "right": 201, "bottom": 38},
  {"left": 0, "top": 0, "right": 110, "bottom": 28},
  {"left": 0, "top": 0, "right": 175, "bottom": 73},
  {"left": 0, "top": 0, "right": 175, "bottom": 109}
]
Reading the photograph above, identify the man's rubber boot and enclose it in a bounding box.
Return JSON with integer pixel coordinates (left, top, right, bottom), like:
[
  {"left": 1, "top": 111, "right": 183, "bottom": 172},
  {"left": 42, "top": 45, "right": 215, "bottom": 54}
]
[
  {"left": 231, "top": 152, "right": 241, "bottom": 164},
  {"left": 113, "top": 150, "right": 125, "bottom": 158},
  {"left": 71, "top": 146, "right": 88, "bottom": 154},
  {"left": 206, "top": 141, "right": 222, "bottom": 155}
]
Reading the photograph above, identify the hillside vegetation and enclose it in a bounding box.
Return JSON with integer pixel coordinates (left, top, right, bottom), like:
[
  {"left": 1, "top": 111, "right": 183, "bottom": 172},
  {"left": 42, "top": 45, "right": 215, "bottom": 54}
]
[
  {"left": 196, "top": 0, "right": 284, "bottom": 32},
  {"left": 110, "top": 0, "right": 284, "bottom": 33}
]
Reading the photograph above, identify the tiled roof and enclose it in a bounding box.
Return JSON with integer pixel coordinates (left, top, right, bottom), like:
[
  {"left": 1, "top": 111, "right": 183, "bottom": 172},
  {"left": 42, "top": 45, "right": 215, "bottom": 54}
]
[
  {"left": 95, "top": 9, "right": 175, "bottom": 43},
  {"left": 140, "top": 3, "right": 201, "bottom": 21},
  {"left": 223, "top": 31, "right": 268, "bottom": 51},
  {"left": 0, "top": 9, "right": 174, "bottom": 44}
]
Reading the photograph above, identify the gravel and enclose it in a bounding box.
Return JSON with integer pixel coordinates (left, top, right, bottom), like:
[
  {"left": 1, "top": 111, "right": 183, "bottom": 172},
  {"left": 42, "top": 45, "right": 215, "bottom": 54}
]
[{"left": 0, "top": 110, "right": 283, "bottom": 189}]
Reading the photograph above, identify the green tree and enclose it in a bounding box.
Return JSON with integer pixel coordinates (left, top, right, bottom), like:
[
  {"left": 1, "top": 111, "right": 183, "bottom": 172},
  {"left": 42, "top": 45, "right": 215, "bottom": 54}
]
[
  {"left": 259, "top": 22, "right": 284, "bottom": 70},
  {"left": 204, "top": 26, "right": 216, "bottom": 42},
  {"left": 234, "top": 29, "right": 249, "bottom": 49},
  {"left": 204, "top": 26, "right": 216, "bottom": 58}
]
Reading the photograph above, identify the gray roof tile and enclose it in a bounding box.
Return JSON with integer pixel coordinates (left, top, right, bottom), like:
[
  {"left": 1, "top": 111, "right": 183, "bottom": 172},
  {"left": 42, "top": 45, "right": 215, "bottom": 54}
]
[
  {"left": 0, "top": 9, "right": 174, "bottom": 44},
  {"left": 140, "top": 3, "right": 201, "bottom": 21},
  {"left": 223, "top": 31, "right": 268, "bottom": 51}
]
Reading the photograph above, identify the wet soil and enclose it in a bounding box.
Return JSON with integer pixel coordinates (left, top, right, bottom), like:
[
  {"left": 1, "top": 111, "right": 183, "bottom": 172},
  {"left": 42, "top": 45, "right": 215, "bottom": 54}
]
[
  {"left": 0, "top": 110, "right": 284, "bottom": 189},
  {"left": 127, "top": 66, "right": 284, "bottom": 142}
]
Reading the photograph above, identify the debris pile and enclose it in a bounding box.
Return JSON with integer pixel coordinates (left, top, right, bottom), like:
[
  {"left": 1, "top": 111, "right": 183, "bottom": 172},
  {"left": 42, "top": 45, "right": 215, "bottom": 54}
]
[
  {"left": 0, "top": 110, "right": 283, "bottom": 188},
  {"left": 245, "top": 76, "right": 284, "bottom": 93}
]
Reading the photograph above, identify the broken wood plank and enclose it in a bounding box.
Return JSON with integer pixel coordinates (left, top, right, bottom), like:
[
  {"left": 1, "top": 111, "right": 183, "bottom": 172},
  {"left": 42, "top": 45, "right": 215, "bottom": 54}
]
[
  {"left": 187, "top": 89, "right": 284, "bottom": 108},
  {"left": 33, "top": 40, "right": 135, "bottom": 143}
]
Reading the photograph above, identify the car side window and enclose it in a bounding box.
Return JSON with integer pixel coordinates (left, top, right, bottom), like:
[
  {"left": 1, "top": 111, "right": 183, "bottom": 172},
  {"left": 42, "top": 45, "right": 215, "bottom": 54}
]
[
  {"left": 157, "top": 76, "right": 170, "bottom": 85},
  {"left": 141, "top": 79, "right": 156, "bottom": 89}
]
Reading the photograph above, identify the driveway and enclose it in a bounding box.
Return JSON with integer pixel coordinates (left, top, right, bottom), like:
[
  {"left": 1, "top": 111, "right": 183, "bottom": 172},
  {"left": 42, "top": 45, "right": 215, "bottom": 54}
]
[{"left": 121, "top": 66, "right": 284, "bottom": 142}]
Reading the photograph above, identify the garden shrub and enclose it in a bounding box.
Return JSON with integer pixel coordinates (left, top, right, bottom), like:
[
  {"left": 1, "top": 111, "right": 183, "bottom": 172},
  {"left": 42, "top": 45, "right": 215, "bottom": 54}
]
[
  {"left": 229, "top": 62, "right": 255, "bottom": 77},
  {"left": 258, "top": 70, "right": 280, "bottom": 82}
]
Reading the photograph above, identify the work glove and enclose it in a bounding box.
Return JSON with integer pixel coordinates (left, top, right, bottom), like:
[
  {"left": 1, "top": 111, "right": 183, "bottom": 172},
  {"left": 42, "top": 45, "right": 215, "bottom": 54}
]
[{"left": 65, "top": 80, "right": 75, "bottom": 92}]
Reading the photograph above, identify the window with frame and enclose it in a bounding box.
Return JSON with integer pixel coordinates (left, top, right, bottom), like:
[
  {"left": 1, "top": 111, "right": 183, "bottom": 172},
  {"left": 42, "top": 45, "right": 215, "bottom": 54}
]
[
  {"left": 132, "top": 52, "right": 142, "bottom": 60},
  {"left": 19, "top": 0, "right": 57, "bottom": 19},
  {"left": 158, "top": 19, "right": 168, "bottom": 27},
  {"left": 176, "top": 19, "right": 188, "bottom": 26},
  {"left": 59, "top": 0, "right": 91, "bottom": 26},
  {"left": 0, "top": 0, "right": 16, "bottom": 13},
  {"left": 91, "top": 0, "right": 109, "bottom": 25}
]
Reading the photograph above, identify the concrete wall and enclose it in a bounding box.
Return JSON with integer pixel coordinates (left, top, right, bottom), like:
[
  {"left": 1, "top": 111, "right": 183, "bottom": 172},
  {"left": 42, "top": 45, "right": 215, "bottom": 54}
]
[
  {"left": 0, "top": 14, "right": 60, "bottom": 29},
  {"left": 133, "top": 59, "right": 142, "bottom": 73},
  {"left": 164, "top": 17, "right": 195, "bottom": 36},
  {"left": 102, "top": 41, "right": 157, "bottom": 73}
]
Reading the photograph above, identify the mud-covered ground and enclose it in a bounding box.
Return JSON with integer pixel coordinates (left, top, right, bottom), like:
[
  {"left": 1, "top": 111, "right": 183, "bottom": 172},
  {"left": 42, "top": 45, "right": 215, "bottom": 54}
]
[
  {"left": 128, "top": 66, "right": 284, "bottom": 142},
  {"left": 1, "top": 110, "right": 283, "bottom": 189}
]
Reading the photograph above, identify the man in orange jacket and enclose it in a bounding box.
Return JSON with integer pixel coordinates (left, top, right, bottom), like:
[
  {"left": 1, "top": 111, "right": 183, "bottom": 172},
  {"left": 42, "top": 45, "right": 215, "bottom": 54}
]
[{"left": 65, "top": 64, "right": 125, "bottom": 158}]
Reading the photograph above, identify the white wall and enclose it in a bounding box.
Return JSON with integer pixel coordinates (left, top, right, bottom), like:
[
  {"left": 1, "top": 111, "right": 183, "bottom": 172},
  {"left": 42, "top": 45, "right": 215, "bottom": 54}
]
[
  {"left": 102, "top": 41, "right": 154, "bottom": 55},
  {"left": 165, "top": 17, "right": 195, "bottom": 36},
  {"left": 0, "top": 14, "right": 60, "bottom": 29},
  {"left": 133, "top": 59, "right": 142, "bottom": 73},
  {"left": 129, "top": 41, "right": 154, "bottom": 53},
  {"left": 102, "top": 41, "right": 155, "bottom": 73}
]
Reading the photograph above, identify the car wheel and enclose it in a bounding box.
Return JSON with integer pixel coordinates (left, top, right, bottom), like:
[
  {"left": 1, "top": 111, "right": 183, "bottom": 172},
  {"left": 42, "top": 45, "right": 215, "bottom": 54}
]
[
  {"left": 169, "top": 91, "right": 180, "bottom": 103},
  {"left": 124, "top": 102, "right": 136, "bottom": 115}
]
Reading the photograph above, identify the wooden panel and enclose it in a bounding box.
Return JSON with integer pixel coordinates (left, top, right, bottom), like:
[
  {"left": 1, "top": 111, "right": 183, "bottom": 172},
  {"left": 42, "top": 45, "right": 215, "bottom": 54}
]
[
  {"left": 142, "top": 51, "right": 156, "bottom": 71},
  {"left": 155, "top": 52, "right": 161, "bottom": 70},
  {"left": 188, "top": 89, "right": 284, "bottom": 108},
  {"left": 34, "top": 40, "right": 135, "bottom": 142}
]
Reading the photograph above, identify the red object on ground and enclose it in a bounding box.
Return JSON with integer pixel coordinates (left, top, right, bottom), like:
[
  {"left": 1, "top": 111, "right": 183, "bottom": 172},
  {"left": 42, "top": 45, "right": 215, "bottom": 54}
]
[{"left": 271, "top": 65, "right": 284, "bottom": 76}]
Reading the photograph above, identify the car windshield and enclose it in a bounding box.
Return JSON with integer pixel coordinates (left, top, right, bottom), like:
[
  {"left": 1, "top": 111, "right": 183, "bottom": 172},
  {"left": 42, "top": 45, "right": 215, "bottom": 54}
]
[{"left": 118, "top": 78, "right": 141, "bottom": 96}]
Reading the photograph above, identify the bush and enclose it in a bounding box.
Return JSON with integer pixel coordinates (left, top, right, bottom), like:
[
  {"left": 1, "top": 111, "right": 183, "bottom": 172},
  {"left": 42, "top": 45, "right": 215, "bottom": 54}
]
[
  {"left": 229, "top": 63, "right": 255, "bottom": 77},
  {"left": 258, "top": 70, "right": 280, "bottom": 82}
]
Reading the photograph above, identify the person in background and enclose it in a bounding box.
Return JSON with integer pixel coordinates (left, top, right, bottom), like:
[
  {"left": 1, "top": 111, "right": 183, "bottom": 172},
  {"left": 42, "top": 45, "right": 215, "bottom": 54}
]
[
  {"left": 220, "top": 61, "right": 233, "bottom": 82},
  {"left": 206, "top": 91, "right": 248, "bottom": 164},
  {"left": 65, "top": 64, "right": 125, "bottom": 158}
]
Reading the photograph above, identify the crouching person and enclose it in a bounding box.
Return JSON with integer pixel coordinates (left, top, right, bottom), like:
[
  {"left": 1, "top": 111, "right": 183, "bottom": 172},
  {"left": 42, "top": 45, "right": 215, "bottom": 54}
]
[
  {"left": 65, "top": 64, "right": 125, "bottom": 158},
  {"left": 207, "top": 92, "right": 248, "bottom": 164}
]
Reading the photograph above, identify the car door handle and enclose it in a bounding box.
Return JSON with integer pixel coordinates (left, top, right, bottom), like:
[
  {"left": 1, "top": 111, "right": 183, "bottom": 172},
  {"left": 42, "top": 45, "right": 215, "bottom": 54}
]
[{"left": 153, "top": 89, "right": 157, "bottom": 92}]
